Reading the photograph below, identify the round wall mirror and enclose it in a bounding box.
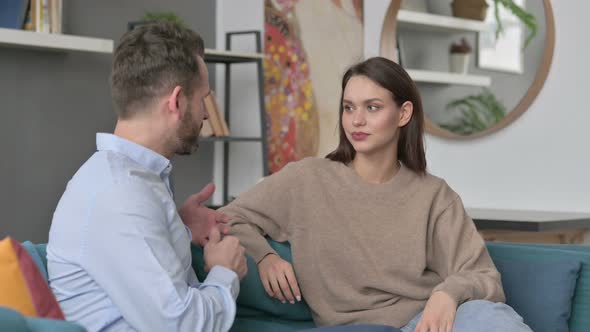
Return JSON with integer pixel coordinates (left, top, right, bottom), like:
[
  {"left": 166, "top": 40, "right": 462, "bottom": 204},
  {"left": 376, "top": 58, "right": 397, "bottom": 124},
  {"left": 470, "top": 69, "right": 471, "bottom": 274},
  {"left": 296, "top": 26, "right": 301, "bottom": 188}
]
[{"left": 380, "top": 0, "right": 554, "bottom": 139}]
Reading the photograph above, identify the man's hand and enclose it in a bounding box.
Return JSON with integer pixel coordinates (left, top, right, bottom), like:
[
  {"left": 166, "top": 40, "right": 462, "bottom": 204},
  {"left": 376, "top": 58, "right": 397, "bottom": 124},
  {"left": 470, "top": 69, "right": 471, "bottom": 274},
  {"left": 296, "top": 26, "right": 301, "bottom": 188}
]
[
  {"left": 204, "top": 228, "right": 248, "bottom": 280},
  {"left": 178, "top": 183, "right": 231, "bottom": 246},
  {"left": 414, "top": 291, "right": 457, "bottom": 332},
  {"left": 257, "top": 253, "right": 302, "bottom": 304}
]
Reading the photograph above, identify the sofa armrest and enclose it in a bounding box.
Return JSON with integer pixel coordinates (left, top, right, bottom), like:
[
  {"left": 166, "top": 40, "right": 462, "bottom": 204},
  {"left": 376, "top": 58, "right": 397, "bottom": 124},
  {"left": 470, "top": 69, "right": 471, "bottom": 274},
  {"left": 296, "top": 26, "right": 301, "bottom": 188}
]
[
  {"left": 25, "top": 316, "right": 86, "bottom": 332},
  {"left": 0, "top": 306, "right": 86, "bottom": 332},
  {"left": 0, "top": 306, "right": 29, "bottom": 332}
]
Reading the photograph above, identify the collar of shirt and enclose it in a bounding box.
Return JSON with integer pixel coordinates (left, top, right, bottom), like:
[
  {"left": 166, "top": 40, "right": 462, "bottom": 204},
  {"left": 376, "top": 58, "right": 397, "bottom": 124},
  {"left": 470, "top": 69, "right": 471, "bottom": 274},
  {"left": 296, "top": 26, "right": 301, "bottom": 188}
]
[{"left": 96, "top": 133, "right": 173, "bottom": 188}]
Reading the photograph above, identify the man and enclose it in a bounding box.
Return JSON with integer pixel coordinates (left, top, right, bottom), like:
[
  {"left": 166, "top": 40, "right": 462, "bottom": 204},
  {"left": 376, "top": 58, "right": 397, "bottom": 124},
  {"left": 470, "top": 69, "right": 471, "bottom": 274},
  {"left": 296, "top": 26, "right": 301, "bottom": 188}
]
[{"left": 47, "top": 22, "right": 247, "bottom": 332}]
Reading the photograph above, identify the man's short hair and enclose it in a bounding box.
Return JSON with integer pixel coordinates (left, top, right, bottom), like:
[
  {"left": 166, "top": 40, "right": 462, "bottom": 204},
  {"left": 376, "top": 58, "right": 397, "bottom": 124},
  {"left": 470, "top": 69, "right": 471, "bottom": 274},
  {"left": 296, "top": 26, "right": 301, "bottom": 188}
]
[{"left": 110, "top": 22, "right": 205, "bottom": 119}]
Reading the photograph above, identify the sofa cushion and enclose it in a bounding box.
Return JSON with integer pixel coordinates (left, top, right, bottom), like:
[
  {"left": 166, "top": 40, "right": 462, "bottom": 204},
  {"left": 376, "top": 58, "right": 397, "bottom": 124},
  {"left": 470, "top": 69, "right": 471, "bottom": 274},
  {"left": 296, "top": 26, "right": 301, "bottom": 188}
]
[
  {"left": 487, "top": 242, "right": 590, "bottom": 332},
  {"left": 231, "top": 317, "right": 315, "bottom": 332},
  {"left": 493, "top": 258, "right": 580, "bottom": 332},
  {"left": 0, "top": 237, "right": 64, "bottom": 320},
  {"left": 192, "top": 240, "right": 313, "bottom": 321},
  {"left": 300, "top": 325, "right": 401, "bottom": 332},
  {"left": 0, "top": 306, "right": 88, "bottom": 332}
]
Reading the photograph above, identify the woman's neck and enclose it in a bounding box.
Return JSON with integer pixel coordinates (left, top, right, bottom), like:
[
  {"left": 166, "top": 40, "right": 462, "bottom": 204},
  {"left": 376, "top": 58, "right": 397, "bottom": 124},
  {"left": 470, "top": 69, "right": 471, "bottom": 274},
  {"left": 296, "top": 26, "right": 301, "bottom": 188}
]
[{"left": 351, "top": 152, "right": 400, "bottom": 184}]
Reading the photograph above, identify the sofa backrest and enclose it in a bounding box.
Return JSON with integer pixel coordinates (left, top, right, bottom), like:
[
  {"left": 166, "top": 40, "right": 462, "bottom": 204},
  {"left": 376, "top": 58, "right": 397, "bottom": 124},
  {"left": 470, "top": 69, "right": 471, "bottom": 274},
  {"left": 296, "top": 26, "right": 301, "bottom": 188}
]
[{"left": 487, "top": 242, "right": 590, "bottom": 332}]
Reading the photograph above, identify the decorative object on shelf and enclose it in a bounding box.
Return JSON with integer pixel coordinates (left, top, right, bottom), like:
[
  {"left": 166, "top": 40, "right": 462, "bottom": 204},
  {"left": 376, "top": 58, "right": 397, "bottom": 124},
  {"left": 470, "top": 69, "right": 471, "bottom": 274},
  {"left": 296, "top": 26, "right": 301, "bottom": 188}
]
[
  {"left": 451, "top": 0, "right": 489, "bottom": 21},
  {"left": 21, "top": 0, "right": 62, "bottom": 33},
  {"left": 380, "top": 0, "right": 554, "bottom": 139},
  {"left": 449, "top": 38, "right": 472, "bottom": 74},
  {"left": 202, "top": 93, "right": 230, "bottom": 137},
  {"left": 200, "top": 119, "right": 214, "bottom": 138},
  {"left": 0, "top": 0, "right": 30, "bottom": 29},
  {"left": 439, "top": 89, "right": 506, "bottom": 135},
  {"left": 400, "top": 0, "right": 428, "bottom": 13}
]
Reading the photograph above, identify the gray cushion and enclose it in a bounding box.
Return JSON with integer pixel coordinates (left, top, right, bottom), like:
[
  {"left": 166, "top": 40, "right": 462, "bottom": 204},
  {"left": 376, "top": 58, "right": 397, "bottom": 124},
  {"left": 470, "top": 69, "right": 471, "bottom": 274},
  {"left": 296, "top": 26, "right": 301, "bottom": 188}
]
[{"left": 493, "top": 258, "right": 580, "bottom": 332}]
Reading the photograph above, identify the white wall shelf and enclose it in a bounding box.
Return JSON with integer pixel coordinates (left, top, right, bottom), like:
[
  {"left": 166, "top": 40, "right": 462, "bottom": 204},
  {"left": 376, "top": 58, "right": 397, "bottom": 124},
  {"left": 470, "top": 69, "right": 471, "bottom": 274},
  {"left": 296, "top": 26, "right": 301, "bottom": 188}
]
[
  {"left": 0, "top": 28, "right": 113, "bottom": 53},
  {"left": 407, "top": 69, "right": 491, "bottom": 87},
  {"left": 0, "top": 28, "right": 268, "bottom": 60},
  {"left": 204, "top": 48, "right": 265, "bottom": 63},
  {"left": 397, "top": 10, "right": 491, "bottom": 33}
]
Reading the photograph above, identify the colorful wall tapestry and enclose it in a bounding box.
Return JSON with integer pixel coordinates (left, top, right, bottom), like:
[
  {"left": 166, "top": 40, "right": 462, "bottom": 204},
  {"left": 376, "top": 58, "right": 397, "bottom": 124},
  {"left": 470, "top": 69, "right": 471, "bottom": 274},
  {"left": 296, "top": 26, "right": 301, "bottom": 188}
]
[{"left": 264, "top": 0, "right": 363, "bottom": 173}]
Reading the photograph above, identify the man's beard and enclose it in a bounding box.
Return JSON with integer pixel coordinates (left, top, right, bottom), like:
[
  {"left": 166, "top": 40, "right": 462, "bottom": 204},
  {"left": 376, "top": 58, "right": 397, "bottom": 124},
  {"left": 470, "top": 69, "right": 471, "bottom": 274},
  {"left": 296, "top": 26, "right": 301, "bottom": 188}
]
[{"left": 176, "top": 105, "right": 201, "bottom": 155}]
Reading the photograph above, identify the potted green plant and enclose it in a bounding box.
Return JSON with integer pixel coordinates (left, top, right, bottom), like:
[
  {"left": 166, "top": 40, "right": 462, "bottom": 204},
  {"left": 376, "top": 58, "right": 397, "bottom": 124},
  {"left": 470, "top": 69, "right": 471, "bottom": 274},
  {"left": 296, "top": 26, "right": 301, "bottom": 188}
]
[
  {"left": 428, "top": 0, "right": 538, "bottom": 48},
  {"left": 439, "top": 89, "right": 506, "bottom": 135},
  {"left": 141, "top": 12, "right": 187, "bottom": 27},
  {"left": 449, "top": 38, "right": 472, "bottom": 74},
  {"left": 128, "top": 12, "right": 187, "bottom": 31}
]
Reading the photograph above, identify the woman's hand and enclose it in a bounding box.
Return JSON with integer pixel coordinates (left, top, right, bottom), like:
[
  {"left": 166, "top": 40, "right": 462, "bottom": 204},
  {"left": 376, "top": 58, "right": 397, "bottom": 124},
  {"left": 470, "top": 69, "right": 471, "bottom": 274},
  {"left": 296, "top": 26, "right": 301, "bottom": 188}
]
[
  {"left": 414, "top": 291, "right": 457, "bottom": 332},
  {"left": 257, "top": 253, "right": 302, "bottom": 304}
]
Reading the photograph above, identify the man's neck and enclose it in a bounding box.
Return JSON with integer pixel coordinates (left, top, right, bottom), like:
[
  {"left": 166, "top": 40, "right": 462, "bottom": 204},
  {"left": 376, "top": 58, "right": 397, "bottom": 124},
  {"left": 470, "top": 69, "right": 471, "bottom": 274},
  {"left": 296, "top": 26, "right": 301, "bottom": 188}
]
[{"left": 113, "top": 118, "right": 173, "bottom": 159}]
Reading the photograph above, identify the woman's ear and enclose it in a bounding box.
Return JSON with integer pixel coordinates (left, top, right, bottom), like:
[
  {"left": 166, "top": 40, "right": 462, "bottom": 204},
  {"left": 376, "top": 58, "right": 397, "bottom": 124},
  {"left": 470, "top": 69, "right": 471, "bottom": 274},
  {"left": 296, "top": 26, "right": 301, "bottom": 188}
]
[{"left": 398, "top": 101, "right": 413, "bottom": 127}]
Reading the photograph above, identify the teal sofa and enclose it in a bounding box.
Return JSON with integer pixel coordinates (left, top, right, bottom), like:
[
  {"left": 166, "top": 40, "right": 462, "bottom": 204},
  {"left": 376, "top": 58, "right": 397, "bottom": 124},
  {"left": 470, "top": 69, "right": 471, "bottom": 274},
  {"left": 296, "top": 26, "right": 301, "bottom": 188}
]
[
  {"left": 2, "top": 241, "right": 589, "bottom": 332},
  {"left": 191, "top": 240, "right": 590, "bottom": 332}
]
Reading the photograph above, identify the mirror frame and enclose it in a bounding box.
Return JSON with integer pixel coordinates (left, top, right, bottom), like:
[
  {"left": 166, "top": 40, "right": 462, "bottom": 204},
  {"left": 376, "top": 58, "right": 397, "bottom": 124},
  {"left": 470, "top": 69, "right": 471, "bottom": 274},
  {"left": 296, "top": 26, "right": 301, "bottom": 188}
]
[{"left": 379, "top": 0, "right": 555, "bottom": 139}]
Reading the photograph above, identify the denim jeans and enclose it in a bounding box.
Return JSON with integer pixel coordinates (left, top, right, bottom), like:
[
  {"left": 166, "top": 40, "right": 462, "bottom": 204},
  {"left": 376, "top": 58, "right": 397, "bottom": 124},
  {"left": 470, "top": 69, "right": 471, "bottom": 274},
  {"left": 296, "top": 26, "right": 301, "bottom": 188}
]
[{"left": 400, "top": 300, "right": 532, "bottom": 332}]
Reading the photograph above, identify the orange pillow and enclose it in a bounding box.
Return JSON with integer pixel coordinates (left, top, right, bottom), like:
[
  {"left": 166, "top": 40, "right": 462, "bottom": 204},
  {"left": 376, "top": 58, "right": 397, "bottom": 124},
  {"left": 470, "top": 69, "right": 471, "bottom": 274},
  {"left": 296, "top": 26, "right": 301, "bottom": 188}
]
[{"left": 0, "top": 237, "right": 64, "bottom": 319}]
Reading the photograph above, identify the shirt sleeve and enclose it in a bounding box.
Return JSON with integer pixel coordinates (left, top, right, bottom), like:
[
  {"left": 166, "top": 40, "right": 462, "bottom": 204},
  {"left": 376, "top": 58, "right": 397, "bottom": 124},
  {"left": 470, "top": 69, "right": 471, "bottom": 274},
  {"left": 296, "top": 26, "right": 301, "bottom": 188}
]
[
  {"left": 81, "top": 181, "right": 239, "bottom": 332},
  {"left": 427, "top": 189, "right": 506, "bottom": 305},
  {"left": 219, "top": 161, "right": 301, "bottom": 263}
]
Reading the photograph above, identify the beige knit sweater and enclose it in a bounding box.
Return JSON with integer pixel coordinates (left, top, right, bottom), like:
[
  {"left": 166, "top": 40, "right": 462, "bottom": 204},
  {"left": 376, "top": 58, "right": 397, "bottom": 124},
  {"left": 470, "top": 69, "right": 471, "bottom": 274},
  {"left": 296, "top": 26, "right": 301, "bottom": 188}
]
[{"left": 220, "top": 157, "right": 505, "bottom": 327}]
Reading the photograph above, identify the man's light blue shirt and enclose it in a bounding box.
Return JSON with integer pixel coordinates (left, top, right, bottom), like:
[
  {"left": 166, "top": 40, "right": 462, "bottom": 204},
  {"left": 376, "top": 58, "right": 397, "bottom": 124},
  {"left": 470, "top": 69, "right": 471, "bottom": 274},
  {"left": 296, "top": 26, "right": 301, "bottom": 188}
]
[{"left": 47, "top": 133, "right": 239, "bottom": 332}]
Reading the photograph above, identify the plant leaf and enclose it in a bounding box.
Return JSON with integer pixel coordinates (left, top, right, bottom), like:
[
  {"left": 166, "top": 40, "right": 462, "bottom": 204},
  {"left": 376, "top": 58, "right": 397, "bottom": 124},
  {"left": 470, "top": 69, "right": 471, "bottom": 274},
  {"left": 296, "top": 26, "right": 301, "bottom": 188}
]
[
  {"left": 441, "top": 89, "right": 507, "bottom": 135},
  {"left": 142, "top": 12, "right": 187, "bottom": 28},
  {"left": 494, "top": 0, "right": 538, "bottom": 48}
]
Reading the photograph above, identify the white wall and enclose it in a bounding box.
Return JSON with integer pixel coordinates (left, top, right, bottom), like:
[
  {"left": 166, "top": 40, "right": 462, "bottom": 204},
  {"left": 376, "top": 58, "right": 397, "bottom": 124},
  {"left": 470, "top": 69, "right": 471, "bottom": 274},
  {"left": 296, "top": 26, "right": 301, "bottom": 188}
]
[
  {"left": 217, "top": 1, "right": 590, "bottom": 231},
  {"left": 366, "top": 1, "right": 589, "bottom": 214}
]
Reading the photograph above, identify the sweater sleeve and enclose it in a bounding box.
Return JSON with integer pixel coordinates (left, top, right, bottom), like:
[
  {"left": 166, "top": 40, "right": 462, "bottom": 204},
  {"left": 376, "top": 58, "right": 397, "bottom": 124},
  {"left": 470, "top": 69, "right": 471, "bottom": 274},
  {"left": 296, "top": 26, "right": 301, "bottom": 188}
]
[
  {"left": 219, "top": 162, "right": 301, "bottom": 263},
  {"left": 427, "top": 191, "right": 506, "bottom": 305}
]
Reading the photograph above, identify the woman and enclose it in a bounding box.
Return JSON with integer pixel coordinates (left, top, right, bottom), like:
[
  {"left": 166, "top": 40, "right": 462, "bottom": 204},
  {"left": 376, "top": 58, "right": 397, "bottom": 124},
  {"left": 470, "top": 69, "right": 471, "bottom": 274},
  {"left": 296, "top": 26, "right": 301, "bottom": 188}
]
[{"left": 220, "top": 57, "right": 530, "bottom": 332}]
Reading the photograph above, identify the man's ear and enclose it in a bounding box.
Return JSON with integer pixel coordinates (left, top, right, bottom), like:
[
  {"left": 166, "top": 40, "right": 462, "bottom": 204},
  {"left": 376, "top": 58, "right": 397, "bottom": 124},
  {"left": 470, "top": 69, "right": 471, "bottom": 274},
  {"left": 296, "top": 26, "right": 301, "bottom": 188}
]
[
  {"left": 398, "top": 101, "right": 413, "bottom": 127},
  {"left": 167, "top": 86, "right": 183, "bottom": 116}
]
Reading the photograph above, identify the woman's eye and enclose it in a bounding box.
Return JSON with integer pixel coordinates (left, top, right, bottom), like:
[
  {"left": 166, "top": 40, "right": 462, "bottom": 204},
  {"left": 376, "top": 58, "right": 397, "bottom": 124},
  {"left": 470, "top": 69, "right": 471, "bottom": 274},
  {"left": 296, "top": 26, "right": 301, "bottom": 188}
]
[
  {"left": 368, "top": 105, "right": 381, "bottom": 112},
  {"left": 343, "top": 105, "right": 353, "bottom": 112}
]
